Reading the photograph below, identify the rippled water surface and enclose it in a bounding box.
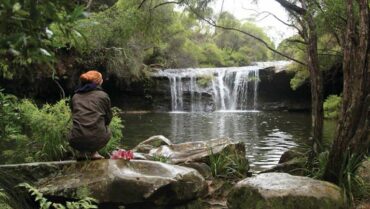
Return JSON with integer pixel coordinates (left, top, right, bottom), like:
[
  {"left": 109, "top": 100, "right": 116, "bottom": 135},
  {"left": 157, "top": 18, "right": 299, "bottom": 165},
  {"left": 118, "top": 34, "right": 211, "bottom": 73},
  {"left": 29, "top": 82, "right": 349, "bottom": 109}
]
[{"left": 121, "top": 111, "right": 334, "bottom": 171}]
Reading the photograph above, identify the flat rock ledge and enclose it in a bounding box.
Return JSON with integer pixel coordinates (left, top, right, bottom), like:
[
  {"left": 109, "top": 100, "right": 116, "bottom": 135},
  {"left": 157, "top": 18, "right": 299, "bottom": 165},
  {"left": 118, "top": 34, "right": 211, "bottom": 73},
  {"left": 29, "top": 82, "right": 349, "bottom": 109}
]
[
  {"left": 227, "top": 173, "right": 346, "bottom": 209},
  {"left": 148, "top": 137, "right": 247, "bottom": 165},
  {"left": 31, "top": 159, "right": 207, "bottom": 207}
]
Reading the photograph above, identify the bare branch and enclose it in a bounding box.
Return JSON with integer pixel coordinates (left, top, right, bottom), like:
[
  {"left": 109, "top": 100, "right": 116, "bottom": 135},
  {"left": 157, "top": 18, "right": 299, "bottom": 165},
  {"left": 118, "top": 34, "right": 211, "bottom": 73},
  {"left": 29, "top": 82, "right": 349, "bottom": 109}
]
[
  {"left": 138, "top": 0, "right": 148, "bottom": 9},
  {"left": 242, "top": 8, "right": 297, "bottom": 28},
  {"left": 286, "top": 39, "right": 307, "bottom": 45},
  {"left": 153, "top": 1, "right": 182, "bottom": 9}
]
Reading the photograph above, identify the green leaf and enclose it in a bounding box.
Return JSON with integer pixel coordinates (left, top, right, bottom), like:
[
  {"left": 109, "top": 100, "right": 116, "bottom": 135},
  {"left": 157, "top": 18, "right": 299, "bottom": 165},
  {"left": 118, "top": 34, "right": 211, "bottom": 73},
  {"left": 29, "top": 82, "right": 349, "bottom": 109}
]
[{"left": 12, "top": 3, "right": 21, "bottom": 12}]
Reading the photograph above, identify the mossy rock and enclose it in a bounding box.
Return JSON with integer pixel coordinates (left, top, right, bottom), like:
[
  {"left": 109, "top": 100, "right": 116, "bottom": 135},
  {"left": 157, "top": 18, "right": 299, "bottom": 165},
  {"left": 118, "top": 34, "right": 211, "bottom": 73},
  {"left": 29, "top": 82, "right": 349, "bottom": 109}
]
[
  {"left": 227, "top": 173, "right": 346, "bottom": 209},
  {"left": 261, "top": 157, "right": 307, "bottom": 176},
  {"left": 278, "top": 148, "right": 305, "bottom": 164}
]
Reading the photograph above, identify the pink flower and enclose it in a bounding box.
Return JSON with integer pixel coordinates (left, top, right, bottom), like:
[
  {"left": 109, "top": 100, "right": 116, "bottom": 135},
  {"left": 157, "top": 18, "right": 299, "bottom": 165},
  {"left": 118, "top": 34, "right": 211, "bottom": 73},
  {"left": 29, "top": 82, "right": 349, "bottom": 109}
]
[{"left": 110, "top": 149, "right": 134, "bottom": 160}]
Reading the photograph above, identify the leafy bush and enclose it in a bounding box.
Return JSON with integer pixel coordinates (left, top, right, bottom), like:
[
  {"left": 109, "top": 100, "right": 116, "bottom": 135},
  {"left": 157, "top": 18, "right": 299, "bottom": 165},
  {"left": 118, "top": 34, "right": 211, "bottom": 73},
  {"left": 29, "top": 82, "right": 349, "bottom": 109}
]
[
  {"left": 0, "top": 0, "right": 85, "bottom": 79},
  {"left": 1, "top": 91, "right": 72, "bottom": 163},
  {"left": 99, "top": 107, "right": 124, "bottom": 156},
  {"left": 17, "top": 99, "right": 72, "bottom": 161},
  {"left": 324, "top": 95, "right": 342, "bottom": 119},
  {"left": 0, "top": 90, "right": 29, "bottom": 163},
  {"left": 0, "top": 92, "right": 123, "bottom": 163}
]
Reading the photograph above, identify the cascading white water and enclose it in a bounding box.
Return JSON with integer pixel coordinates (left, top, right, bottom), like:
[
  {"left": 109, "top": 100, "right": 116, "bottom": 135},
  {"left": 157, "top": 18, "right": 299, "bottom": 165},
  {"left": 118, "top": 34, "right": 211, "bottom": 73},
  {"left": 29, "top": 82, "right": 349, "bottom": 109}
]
[{"left": 153, "top": 61, "right": 290, "bottom": 112}]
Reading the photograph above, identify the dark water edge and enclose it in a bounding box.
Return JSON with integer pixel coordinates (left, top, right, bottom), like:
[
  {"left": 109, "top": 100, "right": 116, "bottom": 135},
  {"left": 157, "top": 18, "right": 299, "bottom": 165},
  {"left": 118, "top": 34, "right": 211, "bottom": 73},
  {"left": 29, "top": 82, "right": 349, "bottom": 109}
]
[{"left": 120, "top": 111, "right": 336, "bottom": 172}]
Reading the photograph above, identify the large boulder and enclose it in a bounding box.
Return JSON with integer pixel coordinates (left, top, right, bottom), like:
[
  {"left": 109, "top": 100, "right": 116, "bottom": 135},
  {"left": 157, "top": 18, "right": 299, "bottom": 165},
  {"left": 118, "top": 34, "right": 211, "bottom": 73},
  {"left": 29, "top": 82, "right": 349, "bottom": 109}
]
[
  {"left": 148, "top": 138, "right": 247, "bottom": 165},
  {"left": 133, "top": 135, "right": 172, "bottom": 154},
  {"left": 0, "top": 161, "right": 75, "bottom": 182},
  {"left": 36, "top": 159, "right": 207, "bottom": 207},
  {"left": 227, "top": 173, "right": 346, "bottom": 209}
]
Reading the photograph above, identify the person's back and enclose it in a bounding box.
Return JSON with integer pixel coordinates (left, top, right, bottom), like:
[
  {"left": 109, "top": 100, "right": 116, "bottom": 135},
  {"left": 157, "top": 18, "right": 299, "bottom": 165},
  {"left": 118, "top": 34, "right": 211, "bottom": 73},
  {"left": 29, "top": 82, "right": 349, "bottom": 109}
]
[{"left": 69, "top": 70, "right": 112, "bottom": 159}]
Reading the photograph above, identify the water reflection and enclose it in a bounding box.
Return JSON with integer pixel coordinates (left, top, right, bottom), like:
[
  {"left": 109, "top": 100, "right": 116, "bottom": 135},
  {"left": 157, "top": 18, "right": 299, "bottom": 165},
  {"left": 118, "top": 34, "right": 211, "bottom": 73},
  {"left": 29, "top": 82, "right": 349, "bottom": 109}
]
[{"left": 122, "top": 111, "right": 313, "bottom": 171}]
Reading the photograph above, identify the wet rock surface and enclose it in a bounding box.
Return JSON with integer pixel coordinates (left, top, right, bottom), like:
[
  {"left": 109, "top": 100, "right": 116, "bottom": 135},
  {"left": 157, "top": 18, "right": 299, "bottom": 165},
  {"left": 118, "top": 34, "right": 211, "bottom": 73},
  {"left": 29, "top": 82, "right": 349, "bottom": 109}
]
[
  {"left": 36, "top": 159, "right": 207, "bottom": 207},
  {"left": 133, "top": 135, "right": 172, "bottom": 154},
  {"left": 0, "top": 161, "right": 75, "bottom": 182},
  {"left": 227, "top": 173, "right": 346, "bottom": 209},
  {"left": 148, "top": 138, "right": 248, "bottom": 165}
]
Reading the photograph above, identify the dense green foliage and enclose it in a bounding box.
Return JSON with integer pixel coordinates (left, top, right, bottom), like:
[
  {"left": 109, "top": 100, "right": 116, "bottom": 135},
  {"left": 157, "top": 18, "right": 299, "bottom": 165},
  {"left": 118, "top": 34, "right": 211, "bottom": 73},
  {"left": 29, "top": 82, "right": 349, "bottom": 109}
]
[
  {"left": 0, "top": 0, "right": 85, "bottom": 79},
  {"left": 276, "top": 0, "right": 343, "bottom": 91},
  {"left": 0, "top": 91, "right": 123, "bottom": 164},
  {"left": 57, "top": 0, "right": 274, "bottom": 82},
  {"left": 277, "top": 33, "right": 342, "bottom": 90},
  {"left": 1, "top": 0, "right": 274, "bottom": 85},
  {"left": 324, "top": 95, "right": 342, "bottom": 119}
]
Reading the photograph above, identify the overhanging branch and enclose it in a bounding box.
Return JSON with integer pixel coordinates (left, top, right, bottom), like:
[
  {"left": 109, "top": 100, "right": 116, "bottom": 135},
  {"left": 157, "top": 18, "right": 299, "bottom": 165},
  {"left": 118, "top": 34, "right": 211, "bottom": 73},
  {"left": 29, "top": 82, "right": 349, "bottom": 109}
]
[
  {"left": 187, "top": 6, "right": 306, "bottom": 66},
  {"left": 275, "top": 0, "right": 306, "bottom": 15},
  {"left": 205, "top": 20, "right": 306, "bottom": 65}
]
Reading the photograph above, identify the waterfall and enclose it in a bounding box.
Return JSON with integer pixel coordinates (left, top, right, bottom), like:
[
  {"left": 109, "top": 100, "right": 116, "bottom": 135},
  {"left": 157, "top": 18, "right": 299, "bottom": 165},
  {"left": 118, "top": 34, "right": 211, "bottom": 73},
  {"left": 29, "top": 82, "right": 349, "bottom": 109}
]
[{"left": 153, "top": 61, "right": 290, "bottom": 112}]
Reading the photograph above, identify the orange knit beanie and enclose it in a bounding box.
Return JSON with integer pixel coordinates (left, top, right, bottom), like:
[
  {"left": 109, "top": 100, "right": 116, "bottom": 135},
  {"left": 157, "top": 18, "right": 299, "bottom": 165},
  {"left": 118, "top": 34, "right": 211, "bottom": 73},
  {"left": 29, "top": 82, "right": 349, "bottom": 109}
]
[{"left": 80, "top": 70, "right": 103, "bottom": 85}]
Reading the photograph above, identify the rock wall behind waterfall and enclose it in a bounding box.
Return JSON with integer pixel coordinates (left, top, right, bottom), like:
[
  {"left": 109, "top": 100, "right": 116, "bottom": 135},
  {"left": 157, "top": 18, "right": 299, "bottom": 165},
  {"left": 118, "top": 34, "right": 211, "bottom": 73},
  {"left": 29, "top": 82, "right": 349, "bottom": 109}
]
[
  {"left": 108, "top": 66, "right": 311, "bottom": 112},
  {"left": 257, "top": 68, "right": 311, "bottom": 111}
]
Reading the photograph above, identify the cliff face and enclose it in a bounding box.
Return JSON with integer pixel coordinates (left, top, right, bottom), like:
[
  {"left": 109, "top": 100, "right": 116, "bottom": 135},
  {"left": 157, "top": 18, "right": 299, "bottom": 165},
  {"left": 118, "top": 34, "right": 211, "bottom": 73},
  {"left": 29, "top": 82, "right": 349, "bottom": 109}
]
[
  {"left": 257, "top": 68, "right": 311, "bottom": 111},
  {"left": 2, "top": 63, "right": 342, "bottom": 112},
  {"left": 120, "top": 67, "right": 312, "bottom": 112}
]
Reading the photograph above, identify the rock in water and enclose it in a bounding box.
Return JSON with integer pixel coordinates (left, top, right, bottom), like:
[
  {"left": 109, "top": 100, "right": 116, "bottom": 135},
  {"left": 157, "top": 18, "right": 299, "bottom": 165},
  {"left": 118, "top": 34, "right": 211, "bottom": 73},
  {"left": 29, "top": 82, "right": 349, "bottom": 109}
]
[
  {"left": 227, "top": 173, "right": 346, "bottom": 209},
  {"left": 133, "top": 135, "right": 172, "bottom": 154},
  {"left": 148, "top": 137, "right": 247, "bottom": 165},
  {"left": 36, "top": 159, "right": 207, "bottom": 207}
]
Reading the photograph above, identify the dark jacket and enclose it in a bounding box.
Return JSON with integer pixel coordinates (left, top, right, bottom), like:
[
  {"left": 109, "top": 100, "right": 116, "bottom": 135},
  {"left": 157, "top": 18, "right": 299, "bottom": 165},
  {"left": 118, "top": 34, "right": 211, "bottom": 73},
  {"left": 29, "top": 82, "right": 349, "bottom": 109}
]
[{"left": 69, "top": 85, "right": 112, "bottom": 152}]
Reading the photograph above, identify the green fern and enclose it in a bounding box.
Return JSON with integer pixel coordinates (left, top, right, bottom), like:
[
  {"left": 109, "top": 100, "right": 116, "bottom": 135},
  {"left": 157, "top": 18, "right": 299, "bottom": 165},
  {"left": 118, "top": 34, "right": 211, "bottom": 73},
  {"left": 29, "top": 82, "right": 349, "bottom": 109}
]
[
  {"left": 99, "top": 107, "right": 124, "bottom": 156},
  {"left": 1, "top": 91, "right": 124, "bottom": 163},
  {"left": 17, "top": 99, "right": 72, "bottom": 161},
  {"left": 19, "top": 183, "right": 98, "bottom": 209},
  {"left": 208, "top": 147, "right": 249, "bottom": 179}
]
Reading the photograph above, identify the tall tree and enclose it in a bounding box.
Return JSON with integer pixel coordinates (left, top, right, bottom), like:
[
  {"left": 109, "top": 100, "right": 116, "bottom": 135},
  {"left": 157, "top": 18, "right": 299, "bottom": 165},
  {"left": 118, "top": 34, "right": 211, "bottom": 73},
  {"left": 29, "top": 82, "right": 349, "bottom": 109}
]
[
  {"left": 323, "top": 0, "right": 370, "bottom": 183},
  {"left": 274, "top": 0, "right": 324, "bottom": 158}
]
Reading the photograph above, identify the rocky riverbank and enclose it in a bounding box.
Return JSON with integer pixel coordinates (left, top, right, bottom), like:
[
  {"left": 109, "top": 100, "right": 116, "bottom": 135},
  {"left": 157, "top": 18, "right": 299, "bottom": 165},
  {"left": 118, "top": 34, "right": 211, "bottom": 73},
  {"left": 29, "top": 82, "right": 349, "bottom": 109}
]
[{"left": 0, "top": 136, "right": 354, "bottom": 209}]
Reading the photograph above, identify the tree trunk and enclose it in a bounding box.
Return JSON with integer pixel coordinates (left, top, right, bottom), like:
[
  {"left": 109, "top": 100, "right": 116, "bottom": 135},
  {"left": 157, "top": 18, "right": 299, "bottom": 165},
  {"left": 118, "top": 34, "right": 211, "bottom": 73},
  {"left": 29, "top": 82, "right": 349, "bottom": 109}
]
[
  {"left": 323, "top": 0, "right": 370, "bottom": 183},
  {"left": 306, "top": 12, "right": 323, "bottom": 158},
  {"left": 274, "top": 0, "right": 324, "bottom": 160}
]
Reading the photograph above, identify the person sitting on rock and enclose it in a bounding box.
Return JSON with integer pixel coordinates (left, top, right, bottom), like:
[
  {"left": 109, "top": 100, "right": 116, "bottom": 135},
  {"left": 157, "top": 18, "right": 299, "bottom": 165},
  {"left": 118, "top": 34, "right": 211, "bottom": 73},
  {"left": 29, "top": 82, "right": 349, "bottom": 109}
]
[{"left": 68, "top": 70, "right": 112, "bottom": 160}]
